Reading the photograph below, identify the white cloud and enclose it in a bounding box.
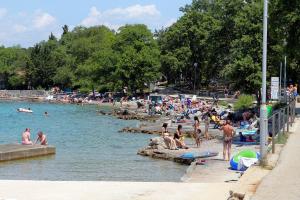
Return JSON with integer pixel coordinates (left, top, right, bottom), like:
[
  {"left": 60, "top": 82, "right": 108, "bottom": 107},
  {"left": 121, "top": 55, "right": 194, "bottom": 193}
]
[
  {"left": 164, "top": 18, "right": 177, "bottom": 28},
  {"left": 81, "top": 6, "right": 101, "bottom": 27},
  {"left": 81, "top": 4, "right": 161, "bottom": 28},
  {"left": 105, "top": 4, "right": 160, "bottom": 19},
  {"left": 13, "top": 24, "right": 28, "bottom": 33},
  {"left": 0, "top": 8, "right": 7, "bottom": 19},
  {"left": 33, "top": 11, "right": 56, "bottom": 29},
  {"left": 0, "top": 9, "right": 60, "bottom": 47}
]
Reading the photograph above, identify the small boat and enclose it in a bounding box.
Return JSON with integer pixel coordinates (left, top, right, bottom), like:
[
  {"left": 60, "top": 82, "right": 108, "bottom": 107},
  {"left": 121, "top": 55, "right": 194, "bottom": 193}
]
[{"left": 17, "top": 108, "right": 33, "bottom": 113}]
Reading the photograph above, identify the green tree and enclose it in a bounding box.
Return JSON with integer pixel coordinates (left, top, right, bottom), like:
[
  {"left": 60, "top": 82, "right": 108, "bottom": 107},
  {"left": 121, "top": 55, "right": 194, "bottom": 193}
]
[
  {"left": 113, "top": 24, "right": 160, "bottom": 93},
  {"left": 222, "top": 1, "right": 263, "bottom": 94}
]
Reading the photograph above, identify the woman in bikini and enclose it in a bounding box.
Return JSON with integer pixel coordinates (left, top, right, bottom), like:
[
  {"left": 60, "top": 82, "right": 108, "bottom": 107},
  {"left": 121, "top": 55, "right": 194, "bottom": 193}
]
[
  {"left": 193, "top": 116, "right": 201, "bottom": 147},
  {"left": 174, "top": 125, "right": 188, "bottom": 149}
]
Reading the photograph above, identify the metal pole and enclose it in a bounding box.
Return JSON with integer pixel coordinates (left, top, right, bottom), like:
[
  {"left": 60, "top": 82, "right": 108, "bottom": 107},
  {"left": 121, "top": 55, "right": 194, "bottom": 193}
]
[
  {"left": 279, "top": 62, "right": 282, "bottom": 101},
  {"left": 282, "top": 109, "right": 285, "bottom": 135},
  {"left": 293, "top": 100, "right": 295, "bottom": 123},
  {"left": 193, "top": 63, "right": 197, "bottom": 95},
  {"left": 287, "top": 106, "right": 289, "bottom": 132},
  {"left": 278, "top": 110, "right": 281, "bottom": 136},
  {"left": 272, "top": 114, "right": 275, "bottom": 154},
  {"left": 284, "top": 56, "right": 287, "bottom": 103},
  {"left": 260, "top": 0, "right": 268, "bottom": 160},
  {"left": 194, "top": 67, "right": 196, "bottom": 94}
]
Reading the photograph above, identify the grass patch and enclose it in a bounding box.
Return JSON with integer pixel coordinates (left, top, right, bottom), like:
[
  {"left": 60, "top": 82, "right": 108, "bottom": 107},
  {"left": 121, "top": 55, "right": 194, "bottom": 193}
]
[{"left": 219, "top": 100, "right": 229, "bottom": 107}]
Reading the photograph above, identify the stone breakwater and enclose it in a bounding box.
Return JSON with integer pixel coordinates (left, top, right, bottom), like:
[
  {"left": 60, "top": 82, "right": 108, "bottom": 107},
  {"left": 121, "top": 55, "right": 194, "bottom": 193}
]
[
  {"left": 98, "top": 109, "right": 160, "bottom": 121},
  {"left": 0, "top": 90, "right": 48, "bottom": 99}
]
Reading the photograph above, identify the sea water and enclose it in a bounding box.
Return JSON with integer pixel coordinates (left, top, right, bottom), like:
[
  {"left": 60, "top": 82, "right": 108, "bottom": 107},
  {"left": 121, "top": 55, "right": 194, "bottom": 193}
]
[{"left": 0, "top": 101, "right": 187, "bottom": 181}]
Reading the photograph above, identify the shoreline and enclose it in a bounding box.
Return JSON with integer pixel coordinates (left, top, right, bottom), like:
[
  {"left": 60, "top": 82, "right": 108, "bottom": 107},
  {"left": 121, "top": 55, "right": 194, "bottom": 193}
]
[{"left": 0, "top": 97, "right": 256, "bottom": 183}]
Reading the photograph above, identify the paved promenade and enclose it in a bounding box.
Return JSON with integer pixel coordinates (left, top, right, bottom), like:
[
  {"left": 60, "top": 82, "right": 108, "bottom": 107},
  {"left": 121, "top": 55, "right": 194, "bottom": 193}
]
[
  {"left": 0, "top": 181, "right": 232, "bottom": 200},
  {"left": 252, "top": 102, "right": 300, "bottom": 200}
]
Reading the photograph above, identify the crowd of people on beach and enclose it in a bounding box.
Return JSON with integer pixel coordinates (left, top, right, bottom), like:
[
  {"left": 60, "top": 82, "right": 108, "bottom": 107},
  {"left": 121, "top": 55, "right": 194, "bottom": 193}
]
[
  {"left": 135, "top": 94, "right": 261, "bottom": 161},
  {"left": 160, "top": 117, "right": 235, "bottom": 161}
]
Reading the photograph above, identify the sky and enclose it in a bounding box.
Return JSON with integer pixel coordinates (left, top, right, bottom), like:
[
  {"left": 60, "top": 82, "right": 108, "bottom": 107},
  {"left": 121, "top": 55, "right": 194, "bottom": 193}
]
[{"left": 0, "top": 0, "right": 192, "bottom": 47}]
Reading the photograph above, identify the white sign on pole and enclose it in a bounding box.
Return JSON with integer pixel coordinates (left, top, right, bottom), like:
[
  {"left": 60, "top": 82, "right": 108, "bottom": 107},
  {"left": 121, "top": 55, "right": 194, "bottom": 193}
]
[{"left": 271, "top": 77, "right": 279, "bottom": 100}]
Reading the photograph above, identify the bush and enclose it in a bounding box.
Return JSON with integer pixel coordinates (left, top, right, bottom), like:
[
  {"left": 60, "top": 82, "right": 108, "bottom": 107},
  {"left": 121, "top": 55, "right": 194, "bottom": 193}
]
[
  {"left": 219, "top": 100, "right": 229, "bottom": 107},
  {"left": 78, "top": 87, "right": 90, "bottom": 94},
  {"left": 234, "top": 94, "right": 254, "bottom": 111}
]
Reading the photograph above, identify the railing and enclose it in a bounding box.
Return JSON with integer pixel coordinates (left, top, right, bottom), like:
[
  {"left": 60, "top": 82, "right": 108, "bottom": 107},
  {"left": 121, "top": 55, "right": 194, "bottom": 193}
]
[{"left": 269, "top": 99, "right": 296, "bottom": 153}]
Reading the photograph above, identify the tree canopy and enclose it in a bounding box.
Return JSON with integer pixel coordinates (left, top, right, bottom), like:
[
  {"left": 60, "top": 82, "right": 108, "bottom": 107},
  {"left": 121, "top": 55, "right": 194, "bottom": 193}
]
[{"left": 0, "top": 0, "right": 299, "bottom": 94}]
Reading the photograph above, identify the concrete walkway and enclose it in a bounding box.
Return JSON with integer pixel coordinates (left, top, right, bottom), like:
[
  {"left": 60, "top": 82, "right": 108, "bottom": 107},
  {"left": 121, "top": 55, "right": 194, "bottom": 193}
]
[
  {"left": 0, "top": 181, "right": 232, "bottom": 200},
  {"left": 252, "top": 104, "right": 300, "bottom": 200}
]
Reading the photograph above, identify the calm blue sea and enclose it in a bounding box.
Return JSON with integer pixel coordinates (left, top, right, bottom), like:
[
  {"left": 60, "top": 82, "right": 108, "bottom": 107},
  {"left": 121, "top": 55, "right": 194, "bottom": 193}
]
[{"left": 0, "top": 101, "right": 187, "bottom": 181}]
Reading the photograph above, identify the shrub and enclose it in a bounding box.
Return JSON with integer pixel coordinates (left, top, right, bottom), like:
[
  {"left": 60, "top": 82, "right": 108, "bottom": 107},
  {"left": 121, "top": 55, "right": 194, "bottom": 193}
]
[
  {"left": 234, "top": 94, "right": 254, "bottom": 111},
  {"left": 219, "top": 100, "right": 229, "bottom": 107}
]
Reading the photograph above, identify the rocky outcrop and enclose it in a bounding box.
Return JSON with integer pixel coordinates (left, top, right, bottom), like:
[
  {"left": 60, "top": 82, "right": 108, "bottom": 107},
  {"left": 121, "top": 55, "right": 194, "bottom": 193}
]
[
  {"left": 119, "top": 127, "right": 162, "bottom": 135},
  {"left": 98, "top": 109, "right": 160, "bottom": 121},
  {"left": 137, "top": 137, "right": 193, "bottom": 165}
]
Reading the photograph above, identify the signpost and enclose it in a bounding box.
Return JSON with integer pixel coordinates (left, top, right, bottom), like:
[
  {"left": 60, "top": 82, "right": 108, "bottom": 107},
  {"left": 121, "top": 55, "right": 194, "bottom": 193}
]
[{"left": 271, "top": 77, "right": 279, "bottom": 100}]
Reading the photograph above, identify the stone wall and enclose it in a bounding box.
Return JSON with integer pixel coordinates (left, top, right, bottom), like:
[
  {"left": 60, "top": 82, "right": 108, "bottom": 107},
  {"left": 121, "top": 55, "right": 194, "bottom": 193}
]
[{"left": 0, "top": 90, "right": 48, "bottom": 98}]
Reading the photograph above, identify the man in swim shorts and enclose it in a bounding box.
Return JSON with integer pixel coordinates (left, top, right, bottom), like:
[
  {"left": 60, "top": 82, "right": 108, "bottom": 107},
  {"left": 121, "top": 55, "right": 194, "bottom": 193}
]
[
  {"left": 220, "top": 120, "right": 234, "bottom": 161},
  {"left": 35, "top": 131, "right": 48, "bottom": 145},
  {"left": 22, "top": 128, "right": 33, "bottom": 145}
]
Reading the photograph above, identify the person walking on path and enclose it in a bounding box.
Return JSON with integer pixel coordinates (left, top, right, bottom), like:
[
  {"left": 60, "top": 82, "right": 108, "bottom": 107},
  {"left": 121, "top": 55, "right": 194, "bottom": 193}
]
[{"left": 219, "top": 120, "right": 234, "bottom": 161}]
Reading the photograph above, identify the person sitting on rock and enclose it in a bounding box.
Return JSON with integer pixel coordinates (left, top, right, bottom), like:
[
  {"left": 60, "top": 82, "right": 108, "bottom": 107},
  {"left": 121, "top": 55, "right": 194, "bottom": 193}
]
[
  {"left": 22, "top": 128, "right": 33, "bottom": 145},
  {"left": 161, "top": 123, "right": 178, "bottom": 150},
  {"left": 174, "top": 125, "right": 188, "bottom": 149},
  {"left": 35, "top": 131, "right": 48, "bottom": 145}
]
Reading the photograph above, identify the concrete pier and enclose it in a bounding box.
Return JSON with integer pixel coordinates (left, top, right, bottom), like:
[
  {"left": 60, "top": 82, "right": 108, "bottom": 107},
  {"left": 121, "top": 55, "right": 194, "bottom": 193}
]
[{"left": 0, "top": 144, "right": 55, "bottom": 161}]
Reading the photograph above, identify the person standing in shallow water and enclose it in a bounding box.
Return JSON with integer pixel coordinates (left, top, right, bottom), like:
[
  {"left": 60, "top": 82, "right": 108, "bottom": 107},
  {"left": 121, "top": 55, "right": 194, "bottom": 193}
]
[{"left": 219, "top": 120, "right": 234, "bottom": 161}]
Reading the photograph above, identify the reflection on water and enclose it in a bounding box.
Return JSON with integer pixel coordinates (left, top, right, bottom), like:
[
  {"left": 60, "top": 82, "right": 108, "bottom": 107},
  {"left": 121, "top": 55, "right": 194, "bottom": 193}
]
[{"left": 0, "top": 101, "right": 187, "bottom": 181}]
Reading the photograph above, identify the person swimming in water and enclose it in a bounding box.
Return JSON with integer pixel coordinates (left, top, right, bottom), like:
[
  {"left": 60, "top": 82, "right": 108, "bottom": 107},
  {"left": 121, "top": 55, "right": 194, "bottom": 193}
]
[
  {"left": 22, "top": 128, "right": 33, "bottom": 145},
  {"left": 35, "top": 131, "right": 48, "bottom": 145}
]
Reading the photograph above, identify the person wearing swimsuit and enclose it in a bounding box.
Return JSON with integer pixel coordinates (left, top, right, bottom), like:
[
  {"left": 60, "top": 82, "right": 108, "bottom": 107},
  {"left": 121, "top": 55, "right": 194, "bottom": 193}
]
[
  {"left": 161, "top": 123, "right": 177, "bottom": 150},
  {"left": 219, "top": 120, "right": 234, "bottom": 161},
  {"left": 35, "top": 131, "right": 48, "bottom": 145},
  {"left": 193, "top": 116, "right": 201, "bottom": 147},
  {"left": 174, "top": 125, "right": 188, "bottom": 149},
  {"left": 22, "top": 128, "right": 33, "bottom": 145}
]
